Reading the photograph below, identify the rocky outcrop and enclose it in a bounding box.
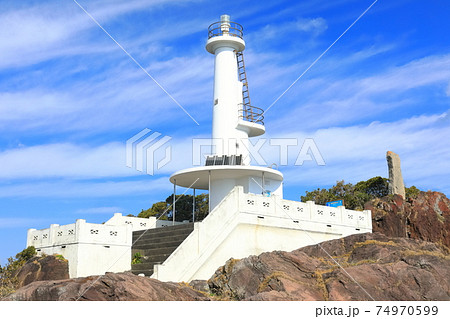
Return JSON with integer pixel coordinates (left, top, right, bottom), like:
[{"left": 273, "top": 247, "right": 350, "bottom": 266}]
[
  {"left": 366, "top": 191, "right": 450, "bottom": 248},
  {"left": 5, "top": 233, "right": 449, "bottom": 301},
  {"left": 4, "top": 272, "right": 210, "bottom": 301},
  {"left": 14, "top": 255, "right": 70, "bottom": 289},
  {"left": 208, "top": 233, "right": 450, "bottom": 301}
]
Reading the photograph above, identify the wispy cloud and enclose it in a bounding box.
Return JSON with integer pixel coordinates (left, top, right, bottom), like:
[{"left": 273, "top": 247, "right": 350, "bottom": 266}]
[
  {"left": 0, "top": 0, "right": 206, "bottom": 70},
  {"left": 266, "top": 53, "right": 450, "bottom": 131},
  {"left": 0, "top": 142, "right": 130, "bottom": 179},
  {"left": 0, "top": 51, "right": 212, "bottom": 135},
  {"left": 0, "top": 178, "right": 171, "bottom": 198},
  {"left": 258, "top": 17, "right": 328, "bottom": 39}
]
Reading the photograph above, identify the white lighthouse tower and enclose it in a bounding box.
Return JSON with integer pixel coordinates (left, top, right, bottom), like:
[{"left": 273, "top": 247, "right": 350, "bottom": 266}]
[{"left": 170, "top": 15, "right": 284, "bottom": 210}]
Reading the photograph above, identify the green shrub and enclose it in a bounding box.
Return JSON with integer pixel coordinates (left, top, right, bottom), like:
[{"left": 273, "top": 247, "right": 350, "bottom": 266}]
[
  {"left": 132, "top": 252, "right": 142, "bottom": 264},
  {"left": 138, "top": 193, "right": 209, "bottom": 222},
  {"left": 405, "top": 185, "right": 420, "bottom": 199},
  {"left": 300, "top": 177, "right": 414, "bottom": 210},
  {"left": 0, "top": 246, "right": 37, "bottom": 298}
]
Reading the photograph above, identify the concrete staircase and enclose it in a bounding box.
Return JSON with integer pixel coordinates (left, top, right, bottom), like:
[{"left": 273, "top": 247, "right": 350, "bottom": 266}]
[{"left": 131, "top": 223, "right": 195, "bottom": 276}]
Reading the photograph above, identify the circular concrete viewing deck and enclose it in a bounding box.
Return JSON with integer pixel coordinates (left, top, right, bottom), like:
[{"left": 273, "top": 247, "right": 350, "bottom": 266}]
[{"left": 170, "top": 165, "right": 283, "bottom": 190}]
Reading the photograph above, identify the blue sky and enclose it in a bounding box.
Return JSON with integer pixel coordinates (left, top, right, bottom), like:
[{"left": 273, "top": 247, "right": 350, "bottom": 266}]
[{"left": 1, "top": 0, "right": 449, "bottom": 265}]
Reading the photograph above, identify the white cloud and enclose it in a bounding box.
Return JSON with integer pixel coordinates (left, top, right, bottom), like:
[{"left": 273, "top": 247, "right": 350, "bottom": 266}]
[
  {"left": 0, "top": 134, "right": 208, "bottom": 180},
  {"left": 257, "top": 16, "right": 327, "bottom": 41},
  {"left": 267, "top": 53, "right": 450, "bottom": 131},
  {"left": 0, "top": 0, "right": 206, "bottom": 70},
  {"left": 295, "top": 17, "right": 328, "bottom": 35},
  {"left": 0, "top": 5, "right": 92, "bottom": 69},
  {"left": 356, "top": 54, "right": 450, "bottom": 95},
  {"left": 0, "top": 178, "right": 171, "bottom": 198},
  {"left": 0, "top": 51, "right": 212, "bottom": 134},
  {"left": 0, "top": 142, "right": 131, "bottom": 179}
]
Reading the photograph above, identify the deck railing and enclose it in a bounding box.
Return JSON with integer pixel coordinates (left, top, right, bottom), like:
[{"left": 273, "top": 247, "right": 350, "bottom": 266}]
[
  {"left": 208, "top": 20, "right": 243, "bottom": 39},
  {"left": 238, "top": 104, "right": 264, "bottom": 125}
]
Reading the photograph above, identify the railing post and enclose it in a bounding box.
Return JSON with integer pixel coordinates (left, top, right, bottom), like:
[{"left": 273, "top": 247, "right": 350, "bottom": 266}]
[
  {"left": 193, "top": 188, "right": 196, "bottom": 222},
  {"left": 208, "top": 170, "right": 211, "bottom": 213},
  {"left": 173, "top": 180, "right": 176, "bottom": 225}
]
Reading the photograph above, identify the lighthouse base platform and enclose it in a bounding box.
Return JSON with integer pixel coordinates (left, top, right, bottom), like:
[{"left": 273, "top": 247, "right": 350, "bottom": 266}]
[
  {"left": 152, "top": 186, "right": 372, "bottom": 282},
  {"left": 170, "top": 165, "right": 284, "bottom": 211}
]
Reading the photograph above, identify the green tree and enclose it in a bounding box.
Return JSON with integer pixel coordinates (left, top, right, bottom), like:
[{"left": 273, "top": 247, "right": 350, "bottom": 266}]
[
  {"left": 165, "top": 193, "right": 209, "bottom": 222},
  {"left": 193, "top": 193, "right": 209, "bottom": 222},
  {"left": 354, "top": 176, "right": 389, "bottom": 198},
  {"left": 405, "top": 185, "right": 420, "bottom": 199},
  {"left": 300, "top": 186, "right": 335, "bottom": 206},
  {"left": 301, "top": 177, "right": 393, "bottom": 210},
  {"left": 166, "top": 194, "right": 193, "bottom": 222},
  {"left": 138, "top": 201, "right": 169, "bottom": 220},
  {"left": 137, "top": 193, "right": 209, "bottom": 222},
  {"left": 0, "top": 246, "right": 36, "bottom": 298}
]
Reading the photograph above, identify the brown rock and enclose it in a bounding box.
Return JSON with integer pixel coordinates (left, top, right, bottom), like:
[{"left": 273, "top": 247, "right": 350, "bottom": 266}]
[
  {"left": 366, "top": 191, "right": 450, "bottom": 249},
  {"left": 14, "top": 255, "right": 69, "bottom": 289},
  {"left": 5, "top": 272, "right": 210, "bottom": 301},
  {"left": 207, "top": 233, "right": 450, "bottom": 301}
]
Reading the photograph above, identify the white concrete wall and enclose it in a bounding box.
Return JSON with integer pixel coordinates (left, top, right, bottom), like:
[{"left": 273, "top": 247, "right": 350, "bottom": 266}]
[
  {"left": 153, "top": 186, "right": 372, "bottom": 282},
  {"left": 26, "top": 214, "right": 186, "bottom": 278},
  {"left": 27, "top": 219, "right": 133, "bottom": 278},
  {"left": 105, "top": 213, "right": 157, "bottom": 231},
  {"left": 105, "top": 213, "right": 185, "bottom": 229}
]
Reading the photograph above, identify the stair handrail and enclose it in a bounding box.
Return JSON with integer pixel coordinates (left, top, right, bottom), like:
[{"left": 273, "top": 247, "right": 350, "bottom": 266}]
[{"left": 238, "top": 103, "right": 264, "bottom": 125}]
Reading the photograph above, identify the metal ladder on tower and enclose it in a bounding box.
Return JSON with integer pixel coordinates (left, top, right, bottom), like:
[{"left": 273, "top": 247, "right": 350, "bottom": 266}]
[{"left": 236, "top": 51, "right": 252, "bottom": 121}]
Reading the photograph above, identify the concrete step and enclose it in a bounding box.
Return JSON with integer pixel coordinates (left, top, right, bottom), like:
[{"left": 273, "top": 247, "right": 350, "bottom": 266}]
[
  {"left": 130, "top": 223, "right": 194, "bottom": 277},
  {"left": 132, "top": 230, "right": 193, "bottom": 244},
  {"left": 132, "top": 223, "right": 194, "bottom": 238},
  {"left": 137, "top": 253, "right": 172, "bottom": 263},
  {"left": 133, "top": 234, "right": 189, "bottom": 248},
  {"left": 132, "top": 238, "right": 187, "bottom": 250},
  {"left": 132, "top": 246, "right": 178, "bottom": 257}
]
